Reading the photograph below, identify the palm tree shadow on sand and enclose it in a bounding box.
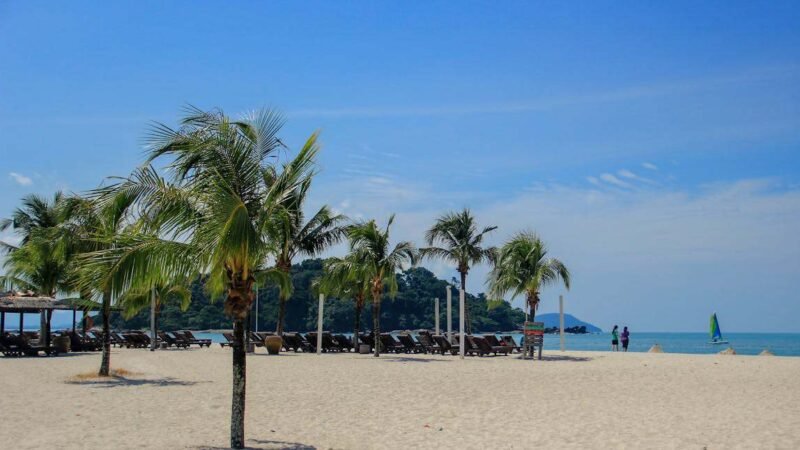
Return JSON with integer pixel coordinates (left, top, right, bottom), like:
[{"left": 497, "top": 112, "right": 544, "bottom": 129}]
[
  {"left": 65, "top": 376, "right": 202, "bottom": 388},
  {"left": 516, "top": 354, "right": 593, "bottom": 362},
  {"left": 196, "top": 439, "right": 316, "bottom": 450}
]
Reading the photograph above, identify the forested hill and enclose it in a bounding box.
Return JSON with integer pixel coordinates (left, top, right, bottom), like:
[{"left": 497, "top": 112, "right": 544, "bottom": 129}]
[{"left": 112, "top": 259, "right": 528, "bottom": 333}]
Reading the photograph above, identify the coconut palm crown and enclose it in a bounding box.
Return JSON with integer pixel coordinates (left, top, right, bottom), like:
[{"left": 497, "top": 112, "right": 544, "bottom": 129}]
[
  {"left": 420, "top": 208, "right": 496, "bottom": 333},
  {"left": 488, "top": 231, "right": 570, "bottom": 320}
]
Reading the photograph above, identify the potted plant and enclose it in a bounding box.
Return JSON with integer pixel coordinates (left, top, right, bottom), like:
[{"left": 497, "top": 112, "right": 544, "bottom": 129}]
[{"left": 265, "top": 335, "right": 282, "bottom": 355}]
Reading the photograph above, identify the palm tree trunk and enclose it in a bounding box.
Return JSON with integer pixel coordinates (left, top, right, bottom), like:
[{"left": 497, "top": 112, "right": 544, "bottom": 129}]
[
  {"left": 372, "top": 297, "right": 381, "bottom": 357},
  {"left": 354, "top": 301, "right": 362, "bottom": 352},
  {"left": 276, "top": 293, "right": 287, "bottom": 336},
  {"left": 231, "top": 317, "right": 246, "bottom": 449},
  {"left": 98, "top": 290, "right": 111, "bottom": 377},
  {"left": 460, "top": 272, "right": 472, "bottom": 335}
]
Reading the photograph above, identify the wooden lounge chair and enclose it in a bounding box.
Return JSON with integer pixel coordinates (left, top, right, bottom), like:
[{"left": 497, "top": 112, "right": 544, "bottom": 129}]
[
  {"left": 333, "top": 334, "right": 354, "bottom": 351},
  {"left": 379, "top": 334, "right": 404, "bottom": 353},
  {"left": 416, "top": 332, "right": 439, "bottom": 354},
  {"left": 472, "top": 336, "right": 511, "bottom": 356},
  {"left": 2, "top": 333, "right": 59, "bottom": 356},
  {"left": 158, "top": 331, "right": 189, "bottom": 349},
  {"left": 220, "top": 332, "right": 235, "bottom": 348},
  {"left": 452, "top": 334, "right": 480, "bottom": 356},
  {"left": 501, "top": 335, "right": 522, "bottom": 353},
  {"left": 280, "top": 332, "right": 302, "bottom": 352},
  {"left": 0, "top": 334, "right": 23, "bottom": 356},
  {"left": 359, "top": 333, "right": 375, "bottom": 351},
  {"left": 432, "top": 335, "right": 455, "bottom": 355},
  {"left": 321, "top": 332, "right": 342, "bottom": 352},
  {"left": 179, "top": 330, "right": 212, "bottom": 348},
  {"left": 397, "top": 334, "right": 424, "bottom": 353}
]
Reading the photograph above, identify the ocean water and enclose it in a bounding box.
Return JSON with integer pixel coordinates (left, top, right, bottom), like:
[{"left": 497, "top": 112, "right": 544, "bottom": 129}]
[{"left": 194, "top": 331, "right": 800, "bottom": 357}]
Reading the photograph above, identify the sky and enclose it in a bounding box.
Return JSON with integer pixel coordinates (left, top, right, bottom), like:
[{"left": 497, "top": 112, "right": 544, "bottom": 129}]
[{"left": 1, "top": 1, "right": 799, "bottom": 332}]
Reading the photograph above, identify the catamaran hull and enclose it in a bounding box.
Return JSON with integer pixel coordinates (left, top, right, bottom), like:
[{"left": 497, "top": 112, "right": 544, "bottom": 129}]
[{"left": 709, "top": 341, "right": 729, "bottom": 345}]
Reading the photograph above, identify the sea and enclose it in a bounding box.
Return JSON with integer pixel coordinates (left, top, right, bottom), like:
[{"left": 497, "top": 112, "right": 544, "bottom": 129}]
[{"left": 193, "top": 331, "right": 800, "bottom": 357}]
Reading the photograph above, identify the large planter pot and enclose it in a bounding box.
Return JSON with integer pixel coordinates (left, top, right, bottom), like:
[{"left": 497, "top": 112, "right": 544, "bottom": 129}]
[
  {"left": 265, "top": 336, "right": 283, "bottom": 355},
  {"left": 53, "top": 336, "right": 71, "bottom": 353},
  {"left": 359, "top": 344, "right": 371, "bottom": 354}
]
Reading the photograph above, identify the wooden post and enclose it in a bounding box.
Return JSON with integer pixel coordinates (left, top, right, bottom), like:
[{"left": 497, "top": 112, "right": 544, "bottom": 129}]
[
  {"left": 459, "top": 287, "right": 465, "bottom": 359},
  {"left": 40, "top": 310, "right": 46, "bottom": 343},
  {"left": 255, "top": 284, "right": 259, "bottom": 333},
  {"left": 559, "top": 295, "right": 565, "bottom": 352},
  {"left": 316, "top": 294, "right": 324, "bottom": 355},
  {"left": 45, "top": 309, "right": 52, "bottom": 348},
  {"left": 72, "top": 309, "right": 76, "bottom": 332},
  {"left": 150, "top": 287, "right": 157, "bottom": 351},
  {"left": 434, "top": 298, "right": 440, "bottom": 335},
  {"left": 1, "top": 311, "right": 5, "bottom": 335},
  {"left": 19, "top": 312, "right": 24, "bottom": 334},
  {"left": 446, "top": 286, "right": 452, "bottom": 341}
]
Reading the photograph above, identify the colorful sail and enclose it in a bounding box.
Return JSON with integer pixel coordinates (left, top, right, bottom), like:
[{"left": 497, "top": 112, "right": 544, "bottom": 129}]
[{"left": 710, "top": 313, "right": 723, "bottom": 341}]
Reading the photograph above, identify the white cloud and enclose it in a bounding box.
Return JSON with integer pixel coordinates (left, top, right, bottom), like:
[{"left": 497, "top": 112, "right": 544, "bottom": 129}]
[
  {"left": 617, "top": 169, "right": 655, "bottom": 185},
  {"left": 599, "top": 173, "right": 633, "bottom": 189},
  {"left": 642, "top": 162, "right": 659, "bottom": 171},
  {"left": 8, "top": 172, "right": 33, "bottom": 186},
  {"left": 586, "top": 176, "right": 601, "bottom": 186}
]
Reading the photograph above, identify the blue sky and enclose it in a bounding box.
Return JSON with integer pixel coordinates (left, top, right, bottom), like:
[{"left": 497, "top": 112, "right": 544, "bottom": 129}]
[{"left": 1, "top": 1, "right": 799, "bottom": 332}]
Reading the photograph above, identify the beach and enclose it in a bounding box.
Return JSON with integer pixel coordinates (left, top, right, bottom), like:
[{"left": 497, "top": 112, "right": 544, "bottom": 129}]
[{"left": 2, "top": 347, "right": 799, "bottom": 449}]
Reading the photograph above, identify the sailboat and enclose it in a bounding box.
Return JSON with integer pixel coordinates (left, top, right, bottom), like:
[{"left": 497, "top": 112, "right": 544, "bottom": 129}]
[{"left": 708, "top": 313, "right": 729, "bottom": 345}]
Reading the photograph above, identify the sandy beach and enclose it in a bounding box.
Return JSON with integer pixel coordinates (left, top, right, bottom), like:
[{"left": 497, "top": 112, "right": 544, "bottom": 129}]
[{"left": 2, "top": 347, "right": 799, "bottom": 449}]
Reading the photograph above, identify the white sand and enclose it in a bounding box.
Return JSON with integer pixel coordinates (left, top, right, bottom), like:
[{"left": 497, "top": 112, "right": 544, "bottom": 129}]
[{"left": 2, "top": 347, "right": 799, "bottom": 449}]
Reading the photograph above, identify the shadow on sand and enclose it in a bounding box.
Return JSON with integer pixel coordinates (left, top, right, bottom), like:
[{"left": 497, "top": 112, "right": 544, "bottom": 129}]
[
  {"left": 378, "top": 355, "right": 452, "bottom": 363},
  {"left": 516, "top": 354, "right": 593, "bottom": 362},
  {"left": 65, "top": 376, "right": 201, "bottom": 388},
  {"left": 197, "top": 439, "right": 316, "bottom": 450}
]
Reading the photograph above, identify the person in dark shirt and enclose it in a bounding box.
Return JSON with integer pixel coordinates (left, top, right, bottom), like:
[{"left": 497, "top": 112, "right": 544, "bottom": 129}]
[
  {"left": 621, "top": 326, "right": 630, "bottom": 352},
  {"left": 611, "top": 325, "right": 619, "bottom": 351}
]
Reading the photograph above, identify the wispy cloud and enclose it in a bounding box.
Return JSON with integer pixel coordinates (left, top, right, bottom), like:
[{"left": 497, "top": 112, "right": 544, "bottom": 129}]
[
  {"left": 618, "top": 169, "right": 655, "bottom": 185},
  {"left": 642, "top": 162, "right": 659, "bottom": 171},
  {"left": 8, "top": 172, "right": 33, "bottom": 186},
  {"left": 599, "top": 173, "right": 633, "bottom": 189},
  {"left": 287, "top": 63, "right": 800, "bottom": 119}
]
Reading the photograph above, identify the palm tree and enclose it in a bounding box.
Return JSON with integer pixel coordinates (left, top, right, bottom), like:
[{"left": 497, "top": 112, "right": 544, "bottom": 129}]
[
  {"left": 69, "top": 193, "right": 140, "bottom": 376},
  {"left": 0, "top": 192, "right": 67, "bottom": 246},
  {"left": 347, "top": 215, "right": 418, "bottom": 357},
  {"left": 118, "top": 281, "right": 192, "bottom": 350},
  {"left": 421, "top": 209, "right": 496, "bottom": 334},
  {"left": 488, "top": 231, "right": 570, "bottom": 320},
  {"left": 269, "top": 183, "right": 345, "bottom": 335},
  {"left": 316, "top": 254, "right": 370, "bottom": 352},
  {"left": 83, "top": 107, "right": 316, "bottom": 449}
]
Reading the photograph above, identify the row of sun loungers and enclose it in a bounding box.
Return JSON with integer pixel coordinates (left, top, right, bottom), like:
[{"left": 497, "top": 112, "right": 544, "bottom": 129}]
[
  {"left": 222, "top": 330, "right": 523, "bottom": 356},
  {"left": 0, "top": 332, "right": 60, "bottom": 357}
]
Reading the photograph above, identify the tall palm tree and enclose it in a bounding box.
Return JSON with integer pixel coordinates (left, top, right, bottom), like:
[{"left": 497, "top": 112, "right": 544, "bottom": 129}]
[
  {"left": 269, "top": 182, "right": 345, "bottom": 335},
  {"left": 118, "top": 281, "right": 192, "bottom": 349},
  {"left": 69, "top": 193, "right": 140, "bottom": 376},
  {"left": 316, "top": 254, "right": 370, "bottom": 352},
  {"left": 421, "top": 209, "right": 496, "bottom": 334},
  {"left": 83, "top": 107, "right": 316, "bottom": 449},
  {"left": 488, "top": 231, "right": 570, "bottom": 320},
  {"left": 347, "top": 215, "right": 418, "bottom": 357}
]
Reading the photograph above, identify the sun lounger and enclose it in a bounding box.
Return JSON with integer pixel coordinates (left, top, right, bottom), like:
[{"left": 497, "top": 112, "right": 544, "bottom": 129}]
[
  {"left": 501, "top": 335, "right": 522, "bottom": 352},
  {"left": 397, "top": 333, "right": 424, "bottom": 353},
  {"left": 379, "top": 334, "right": 404, "bottom": 353},
  {"left": 158, "top": 331, "right": 189, "bottom": 348},
  {"left": 220, "top": 332, "right": 235, "bottom": 348},
  {"left": 1, "top": 333, "right": 59, "bottom": 356},
  {"left": 416, "top": 332, "right": 439, "bottom": 354},
  {"left": 178, "top": 330, "right": 212, "bottom": 348},
  {"left": 452, "top": 334, "right": 480, "bottom": 356},
  {"left": 472, "top": 336, "right": 511, "bottom": 356},
  {"left": 333, "top": 334, "right": 354, "bottom": 351},
  {"left": 431, "top": 335, "right": 455, "bottom": 355}
]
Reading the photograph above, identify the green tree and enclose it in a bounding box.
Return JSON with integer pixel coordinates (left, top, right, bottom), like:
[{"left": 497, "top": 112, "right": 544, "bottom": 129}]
[
  {"left": 421, "top": 208, "right": 496, "bottom": 334},
  {"left": 118, "top": 281, "right": 192, "bottom": 350},
  {"left": 488, "top": 231, "right": 570, "bottom": 320},
  {"left": 316, "top": 254, "right": 370, "bottom": 351},
  {"left": 347, "top": 215, "right": 418, "bottom": 357},
  {"left": 85, "top": 107, "right": 316, "bottom": 449},
  {"left": 269, "top": 182, "right": 345, "bottom": 335}
]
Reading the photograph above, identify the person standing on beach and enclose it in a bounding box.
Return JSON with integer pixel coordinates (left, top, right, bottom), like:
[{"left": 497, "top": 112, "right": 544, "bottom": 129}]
[
  {"left": 611, "top": 325, "right": 619, "bottom": 351},
  {"left": 621, "top": 326, "right": 630, "bottom": 352}
]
